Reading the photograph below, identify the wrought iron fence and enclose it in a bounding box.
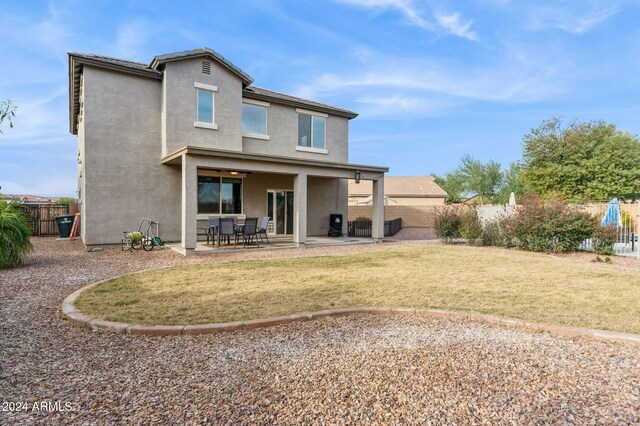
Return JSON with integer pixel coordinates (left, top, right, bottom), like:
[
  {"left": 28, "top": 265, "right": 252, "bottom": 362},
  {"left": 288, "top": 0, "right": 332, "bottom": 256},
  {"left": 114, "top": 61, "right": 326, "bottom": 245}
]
[
  {"left": 347, "top": 218, "right": 402, "bottom": 238},
  {"left": 578, "top": 201, "right": 640, "bottom": 258}
]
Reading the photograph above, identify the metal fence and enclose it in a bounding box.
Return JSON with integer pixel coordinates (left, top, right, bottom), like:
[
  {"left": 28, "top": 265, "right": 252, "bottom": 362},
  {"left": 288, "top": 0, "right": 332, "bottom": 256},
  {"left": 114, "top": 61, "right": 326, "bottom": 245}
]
[
  {"left": 347, "top": 218, "right": 402, "bottom": 238},
  {"left": 579, "top": 201, "right": 640, "bottom": 258},
  {"left": 17, "top": 204, "right": 70, "bottom": 236}
]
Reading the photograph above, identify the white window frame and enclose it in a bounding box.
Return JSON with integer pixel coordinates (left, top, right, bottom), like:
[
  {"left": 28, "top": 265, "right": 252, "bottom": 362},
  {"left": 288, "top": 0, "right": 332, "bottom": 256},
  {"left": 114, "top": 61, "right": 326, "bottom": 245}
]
[
  {"left": 194, "top": 82, "right": 218, "bottom": 130},
  {"left": 296, "top": 108, "right": 328, "bottom": 154},
  {"left": 242, "top": 98, "right": 270, "bottom": 140}
]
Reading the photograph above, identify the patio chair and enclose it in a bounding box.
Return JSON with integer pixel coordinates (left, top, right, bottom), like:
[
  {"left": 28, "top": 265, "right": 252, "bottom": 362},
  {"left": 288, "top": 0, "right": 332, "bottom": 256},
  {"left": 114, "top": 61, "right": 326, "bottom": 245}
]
[
  {"left": 240, "top": 217, "right": 260, "bottom": 247},
  {"left": 218, "top": 217, "right": 238, "bottom": 248},
  {"left": 257, "top": 216, "right": 270, "bottom": 244},
  {"left": 207, "top": 216, "right": 220, "bottom": 246}
]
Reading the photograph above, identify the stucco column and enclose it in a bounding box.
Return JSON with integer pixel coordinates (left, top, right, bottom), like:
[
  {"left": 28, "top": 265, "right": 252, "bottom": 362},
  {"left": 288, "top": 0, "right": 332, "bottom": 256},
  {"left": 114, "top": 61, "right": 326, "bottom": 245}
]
[
  {"left": 372, "top": 177, "right": 384, "bottom": 240},
  {"left": 181, "top": 154, "right": 197, "bottom": 255},
  {"left": 293, "top": 172, "right": 308, "bottom": 246}
]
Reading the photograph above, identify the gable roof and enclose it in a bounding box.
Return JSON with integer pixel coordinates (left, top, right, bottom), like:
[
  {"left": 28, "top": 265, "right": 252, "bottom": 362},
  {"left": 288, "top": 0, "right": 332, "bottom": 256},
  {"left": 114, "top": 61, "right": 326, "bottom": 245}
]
[
  {"left": 69, "top": 47, "right": 359, "bottom": 134},
  {"left": 150, "top": 48, "right": 254, "bottom": 85},
  {"left": 348, "top": 176, "right": 448, "bottom": 198},
  {"left": 243, "top": 86, "right": 358, "bottom": 119}
]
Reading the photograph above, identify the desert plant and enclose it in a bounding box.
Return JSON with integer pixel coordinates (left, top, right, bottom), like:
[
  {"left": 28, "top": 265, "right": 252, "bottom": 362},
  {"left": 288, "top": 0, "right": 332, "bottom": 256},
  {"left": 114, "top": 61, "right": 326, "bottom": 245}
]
[
  {"left": 460, "top": 206, "right": 482, "bottom": 244},
  {"left": 592, "top": 226, "right": 618, "bottom": 255},
  {"left": 434, "top": 205, "right": 462, "bottom": 243},
  {"left": 508, "top": 195, "right": 597, "bottom": 253},
  {"left": 0, "top": 203, "right": 33, "bottom": 268}
]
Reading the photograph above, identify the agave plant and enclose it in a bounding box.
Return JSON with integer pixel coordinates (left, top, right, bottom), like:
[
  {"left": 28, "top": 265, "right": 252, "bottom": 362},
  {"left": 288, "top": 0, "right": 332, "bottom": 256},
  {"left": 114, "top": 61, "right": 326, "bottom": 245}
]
[{"left": 0, "top": 202, "right": 33, "bottom": 268}]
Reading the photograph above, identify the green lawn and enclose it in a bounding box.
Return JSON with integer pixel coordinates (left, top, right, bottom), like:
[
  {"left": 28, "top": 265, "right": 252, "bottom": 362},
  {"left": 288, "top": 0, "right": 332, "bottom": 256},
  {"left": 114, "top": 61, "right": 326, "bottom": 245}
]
[{"left": 75, "top": 245, "right": 640, "bottom": 333}]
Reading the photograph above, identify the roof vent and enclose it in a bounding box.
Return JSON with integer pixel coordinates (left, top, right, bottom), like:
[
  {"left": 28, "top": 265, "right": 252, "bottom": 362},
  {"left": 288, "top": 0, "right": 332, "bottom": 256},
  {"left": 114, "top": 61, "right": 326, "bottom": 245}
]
[{"left": 202, "top": 61, "right": 211, "bottom": 74}]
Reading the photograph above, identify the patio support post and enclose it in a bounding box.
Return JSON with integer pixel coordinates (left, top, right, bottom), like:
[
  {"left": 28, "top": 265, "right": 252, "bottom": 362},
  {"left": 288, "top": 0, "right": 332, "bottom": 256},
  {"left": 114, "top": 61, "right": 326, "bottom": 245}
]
[
  {"left": 181, "top": 154, "right": 197, "bottom": 255},
  {"left": 372, "top": 177, "right": 384, "bottom": 240},
  {"left": 293, "top": 172, "right": 307, "bottom": 246}
]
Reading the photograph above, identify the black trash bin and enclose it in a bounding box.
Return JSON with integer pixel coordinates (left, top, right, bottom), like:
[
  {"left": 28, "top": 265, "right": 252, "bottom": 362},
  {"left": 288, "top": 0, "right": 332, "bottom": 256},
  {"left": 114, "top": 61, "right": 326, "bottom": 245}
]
[
  {"left": 55, "top": 215, "right": 75, "bottom": 238},
  {"left": 328, "top": 214, "right": 343, "bottom": 237}
]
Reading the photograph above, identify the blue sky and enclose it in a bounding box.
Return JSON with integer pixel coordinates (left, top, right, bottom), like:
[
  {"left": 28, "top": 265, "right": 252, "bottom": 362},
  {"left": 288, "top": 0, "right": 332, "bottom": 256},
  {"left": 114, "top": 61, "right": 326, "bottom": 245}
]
[{"left": 2, "top": 0, "right": 640, "bottom": 197}]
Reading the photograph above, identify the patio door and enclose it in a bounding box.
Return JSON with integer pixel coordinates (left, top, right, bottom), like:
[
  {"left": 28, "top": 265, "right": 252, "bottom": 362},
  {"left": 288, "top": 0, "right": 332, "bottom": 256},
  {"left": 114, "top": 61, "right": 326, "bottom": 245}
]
[{"left": 267, "top": 190, "right": 294, "bottom": 235}]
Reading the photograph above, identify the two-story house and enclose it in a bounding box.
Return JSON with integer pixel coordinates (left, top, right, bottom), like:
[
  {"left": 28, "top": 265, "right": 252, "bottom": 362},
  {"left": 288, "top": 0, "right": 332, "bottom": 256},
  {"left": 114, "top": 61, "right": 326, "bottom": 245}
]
[{"left": 68, "top": 48, "right": 387, "bottom": 254}]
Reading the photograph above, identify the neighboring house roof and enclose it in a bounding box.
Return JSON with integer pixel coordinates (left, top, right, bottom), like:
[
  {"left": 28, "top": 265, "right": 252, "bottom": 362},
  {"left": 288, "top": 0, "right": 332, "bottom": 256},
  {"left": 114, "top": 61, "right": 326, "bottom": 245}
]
[
  {"left": 69, "top": 47, "right": 357, "bottom": 134},
  {"left": 348, "top": 176, "right": 448, "bottom": 198},
  {"left": 150, "top": 48, "right": 254, "bottom": 85},
  {"left": 243, "top": 86, "right": 358, "bottom": 119},
  {"left": 3, "top": 194, "right": 61, "bottom": 203}
]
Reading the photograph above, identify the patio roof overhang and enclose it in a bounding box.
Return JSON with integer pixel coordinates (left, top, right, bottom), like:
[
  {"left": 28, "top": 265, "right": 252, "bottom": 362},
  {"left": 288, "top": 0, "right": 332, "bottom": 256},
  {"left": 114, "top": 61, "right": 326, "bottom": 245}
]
[{"left": 161, "top": 146, "right": 389, "bottom": 180}]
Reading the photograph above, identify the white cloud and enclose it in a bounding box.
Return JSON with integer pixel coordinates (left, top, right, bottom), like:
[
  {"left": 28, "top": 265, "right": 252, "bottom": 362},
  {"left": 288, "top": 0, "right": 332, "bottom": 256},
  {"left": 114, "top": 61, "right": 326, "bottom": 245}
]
[
  {"left": 524, "top": 2, "right": 620, "bottom": 34},
  {"left": 435, "top": 13, "right": 478, "bottom": 41},
  {"left": 337, "top": 0, "right": 478, "bottom": 40},
  {"left": 338, "top": 0, "right": 433, "bottom": 30},
  {"left": 296, "top": 60, "right": 564, "bottom": 104}
]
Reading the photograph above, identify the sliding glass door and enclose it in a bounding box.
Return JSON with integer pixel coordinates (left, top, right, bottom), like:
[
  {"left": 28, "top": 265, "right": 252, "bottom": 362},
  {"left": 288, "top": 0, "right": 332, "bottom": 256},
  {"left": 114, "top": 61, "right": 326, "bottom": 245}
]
[{"left": 267, "top": 190, "right": 294, "bottom": 235}]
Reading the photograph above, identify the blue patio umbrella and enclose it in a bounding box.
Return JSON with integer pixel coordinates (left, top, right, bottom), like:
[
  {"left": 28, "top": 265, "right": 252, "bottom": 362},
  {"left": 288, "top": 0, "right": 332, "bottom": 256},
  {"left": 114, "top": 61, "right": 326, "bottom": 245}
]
[{"left": 601, "top": 198, "right": 623, "bottom": 227}]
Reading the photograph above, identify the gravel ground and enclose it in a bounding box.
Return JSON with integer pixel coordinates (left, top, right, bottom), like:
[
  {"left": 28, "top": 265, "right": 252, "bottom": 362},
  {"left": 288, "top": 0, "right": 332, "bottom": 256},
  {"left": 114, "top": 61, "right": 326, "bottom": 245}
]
[{"left": 1, "top": 238, "right": 640, "bottom": 424}]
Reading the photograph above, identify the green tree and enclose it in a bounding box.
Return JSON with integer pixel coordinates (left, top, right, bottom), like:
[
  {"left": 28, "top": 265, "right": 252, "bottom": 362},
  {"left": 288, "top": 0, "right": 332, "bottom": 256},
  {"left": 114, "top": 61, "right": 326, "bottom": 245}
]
[
  {"left": 0, "top": 202, "right": 33, "bottom": 268},
  {"left": 454, "top": 154, "right": 504, "bottom": 204},
  {"left": 56, "top": 197, "right": 77, "bottom": 205},
  {"left": 432, "top": 172, "right": 465, "bottom": 203},
  {"left": 522, "top": 117, "right": 640, "bottom": 202},
  {"left": 495, "top": 162, "right": 529, "bottom": 204},
  {"left": 0, "top": 100, "right": 16, "bottom": 134},
  {"left": 434, "top": 155, "right": 510, "bottom": 204}
]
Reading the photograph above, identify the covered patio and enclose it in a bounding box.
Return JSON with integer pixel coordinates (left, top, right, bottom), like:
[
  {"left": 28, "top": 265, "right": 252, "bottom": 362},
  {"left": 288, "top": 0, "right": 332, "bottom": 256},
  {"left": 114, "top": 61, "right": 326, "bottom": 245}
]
[{"left": 162, "top": 146, "right": 388, "bottom": 255}]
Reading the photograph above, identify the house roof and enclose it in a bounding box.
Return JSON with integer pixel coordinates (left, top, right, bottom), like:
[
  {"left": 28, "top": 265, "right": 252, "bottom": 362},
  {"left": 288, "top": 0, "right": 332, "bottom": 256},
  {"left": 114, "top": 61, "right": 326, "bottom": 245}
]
[
  {"left": 69, "top": 48, "right": 359, "bottom": 134},
  {"left": 150, "top": 48, "right": 254, "bottom": 85},
  {"left": 2, "top": 194, "right": 61, "bottom": 203},
  {"left": 243, "top": 86, "right": 358, "bottom": 119},
  {"left": 348, "top": 176, "right": 448, "bottom": 198}
]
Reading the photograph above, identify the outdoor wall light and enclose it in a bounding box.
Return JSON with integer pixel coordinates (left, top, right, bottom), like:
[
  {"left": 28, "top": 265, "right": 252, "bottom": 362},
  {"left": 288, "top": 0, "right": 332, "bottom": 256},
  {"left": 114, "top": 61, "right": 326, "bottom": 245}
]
[
  {"left": 354, "top": 169, "right": 361, "bottom": 184},
  {"left": 230, "top": 171, "right": 239, "bottom": 176}
]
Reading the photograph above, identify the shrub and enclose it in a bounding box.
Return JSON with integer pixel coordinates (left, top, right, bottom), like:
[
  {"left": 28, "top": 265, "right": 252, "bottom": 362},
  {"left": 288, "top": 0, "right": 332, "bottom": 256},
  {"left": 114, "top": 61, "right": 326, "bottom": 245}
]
[
  {"left": 508, "top": 195, "right": 597, "bottom": 253},
  {"left": 0, "top": 203, "right": 33, "bottom": 268},
  {"left": 592, "top": 226, "right": 618, "bottom": 255},
  {"left": 354, "top": 216, "right": 371, "bottom": 222},
  {"left": 460, "top": 206, "right": 482, "bottom": 244},
  {"left": 434, "top": 205, "right": 462, "bottom": 243},
  {"left": 481, "top": 217, "right": 514, "bottom": 247}
]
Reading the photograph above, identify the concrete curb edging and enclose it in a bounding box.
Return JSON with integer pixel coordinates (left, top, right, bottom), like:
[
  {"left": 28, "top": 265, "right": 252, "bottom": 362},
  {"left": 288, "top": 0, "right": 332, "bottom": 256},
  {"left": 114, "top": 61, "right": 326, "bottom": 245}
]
[{"left": 61, "top": 282, "right": 640, "bottom": 344}]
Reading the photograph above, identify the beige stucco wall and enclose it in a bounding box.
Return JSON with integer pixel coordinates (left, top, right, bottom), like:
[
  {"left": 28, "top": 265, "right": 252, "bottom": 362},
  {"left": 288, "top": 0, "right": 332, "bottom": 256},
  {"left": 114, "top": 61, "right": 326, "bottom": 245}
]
[
  {"left": 349, "top": 195, "right": 445, "bottom": 206},
  {"left": 242, "top": 103, "right": 349, "bottom": 163},
  {"left": 77, "top": 73, "right": 86, "bottom": 239},
  {"left": 82, "top": 66, "right": 182, "bottom": 244},
  {"left": 162, "top": 58, "right": 244, "bottom": 155},
  {"left": 307, "top": 177, "right": 348, "bottom": 236},
  {"left": 349, "top": 205, "right": 437, "bottom": 228}
]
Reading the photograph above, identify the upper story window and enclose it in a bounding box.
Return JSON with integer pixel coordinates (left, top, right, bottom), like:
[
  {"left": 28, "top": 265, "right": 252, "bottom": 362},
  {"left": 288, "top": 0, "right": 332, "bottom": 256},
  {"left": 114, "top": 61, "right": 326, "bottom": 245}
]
[
  {"left": 194, "top": 82, "right": 218, "bottom": 130},
  {"left": 297, "top": 109, "right": 326, "bottom": 151},
  {"left": 242, "top": 100, "right": 269, "bottom": 139}
]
